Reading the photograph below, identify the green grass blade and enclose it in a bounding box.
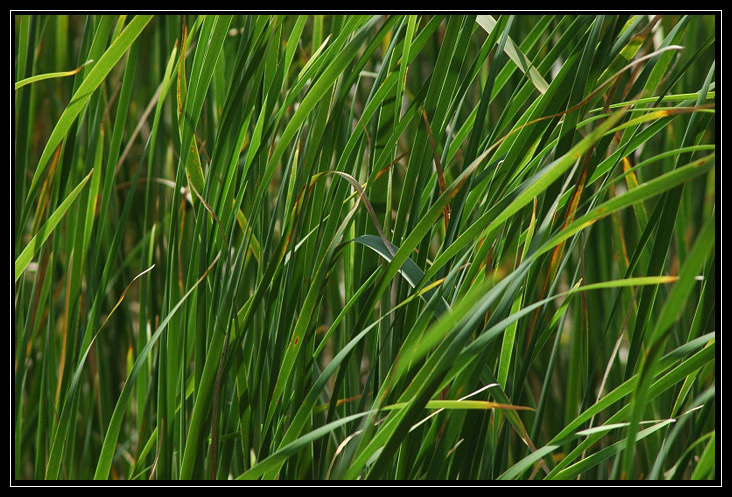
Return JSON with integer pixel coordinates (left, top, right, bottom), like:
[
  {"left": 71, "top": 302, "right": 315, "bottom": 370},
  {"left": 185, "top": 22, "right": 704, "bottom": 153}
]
[
  {"left": 14, "top": 59, "right": 94, "bottom": 90},
  {"left": 25, "top": 15, "right": 153, "bottom": 205},
  {"left": 15, "top": 168, "right": 93, "bottom": 282},
  {"left": 476, "top": 15, "right": 549, "bottom": 94},
  {"left": 93, "top": 254, "right": 220, "bottom": 480}
]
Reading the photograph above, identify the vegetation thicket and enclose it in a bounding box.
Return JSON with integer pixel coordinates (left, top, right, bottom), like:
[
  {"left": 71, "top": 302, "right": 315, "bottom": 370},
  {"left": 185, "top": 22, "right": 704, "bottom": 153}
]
[{"left": 13, "top": 14, "right": 716, "bottom": 481}]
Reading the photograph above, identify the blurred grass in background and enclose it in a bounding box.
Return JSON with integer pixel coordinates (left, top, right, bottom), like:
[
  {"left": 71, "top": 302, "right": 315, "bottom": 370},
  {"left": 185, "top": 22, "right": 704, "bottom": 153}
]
[{"left": 13, "top": 14, "right": 716, "bottom": 481}]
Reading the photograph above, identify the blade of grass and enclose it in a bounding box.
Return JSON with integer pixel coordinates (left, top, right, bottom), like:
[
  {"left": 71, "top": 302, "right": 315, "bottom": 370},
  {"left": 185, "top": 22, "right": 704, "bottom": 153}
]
[{"left": 15, "top": 168, "right": 94, "bottom": 282}]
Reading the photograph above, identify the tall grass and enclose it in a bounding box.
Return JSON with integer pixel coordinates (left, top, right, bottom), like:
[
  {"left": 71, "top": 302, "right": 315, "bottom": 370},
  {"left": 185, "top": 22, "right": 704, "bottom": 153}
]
[{"left": 13, "top": 14, "right": 716, "bottom": 481}]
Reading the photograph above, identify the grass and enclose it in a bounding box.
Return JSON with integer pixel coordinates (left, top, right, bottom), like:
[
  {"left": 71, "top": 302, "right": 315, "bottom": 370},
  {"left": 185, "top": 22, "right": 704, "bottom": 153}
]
[{"left": 13, "top": 13, "right": 716, "bottom": 481}]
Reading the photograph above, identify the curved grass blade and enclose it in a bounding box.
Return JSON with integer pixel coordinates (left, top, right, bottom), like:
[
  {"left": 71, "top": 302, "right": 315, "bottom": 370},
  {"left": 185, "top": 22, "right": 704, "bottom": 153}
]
[
  {"left": 14, "top": 59, "right": 94, "bottom": 90},
  {"left": 93, "top": 253, "right": 220, "bottom": 480},
  {"left": 45, "top": 264, "right": 155, "bottom": 479},
  {"left": 353, "top": 234, "right": 450, "bottom": 315}
]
